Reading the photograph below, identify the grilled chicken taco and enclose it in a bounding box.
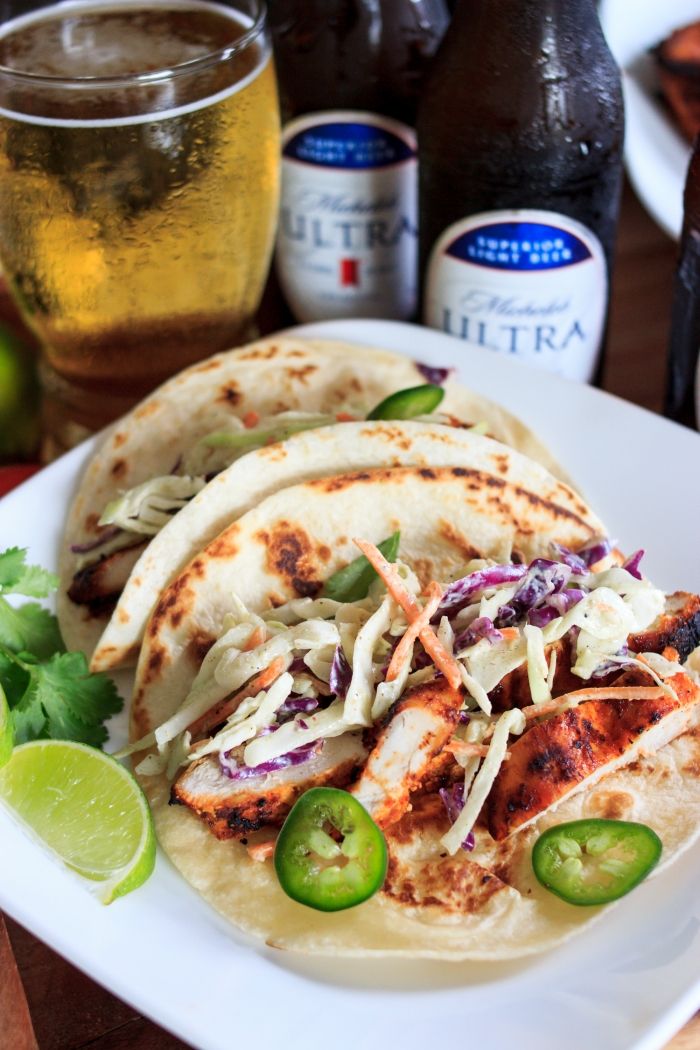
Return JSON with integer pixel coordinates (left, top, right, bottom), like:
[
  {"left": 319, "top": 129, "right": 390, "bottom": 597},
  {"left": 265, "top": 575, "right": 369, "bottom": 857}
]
[
  {"left": 58, "top": 336, "right": 568, "bottom": 670},
  {"left": 124, "top": 461, "right": 700, "bottom": 958}
]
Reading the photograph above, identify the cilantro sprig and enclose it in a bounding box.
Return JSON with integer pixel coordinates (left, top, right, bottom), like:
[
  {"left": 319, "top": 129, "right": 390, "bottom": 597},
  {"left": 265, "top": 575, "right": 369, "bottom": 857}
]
[{"left": 0, "top": 547, "right": 122, "bottom": 747}]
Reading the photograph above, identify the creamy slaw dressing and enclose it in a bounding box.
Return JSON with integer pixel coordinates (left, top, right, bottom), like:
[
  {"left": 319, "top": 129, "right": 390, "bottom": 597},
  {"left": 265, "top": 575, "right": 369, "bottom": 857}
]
[{"left": 132, "top": 542, "right": 672, "bottom": 853}]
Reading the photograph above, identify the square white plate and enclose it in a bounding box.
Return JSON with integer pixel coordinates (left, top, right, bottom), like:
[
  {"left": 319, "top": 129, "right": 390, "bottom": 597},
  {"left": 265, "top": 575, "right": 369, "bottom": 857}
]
[
  {"left": 2, "top": 318, "right": 700, "bottom": 1050},
  {"left": 600, "top": 0, "right": 697, "bottom": 239}
]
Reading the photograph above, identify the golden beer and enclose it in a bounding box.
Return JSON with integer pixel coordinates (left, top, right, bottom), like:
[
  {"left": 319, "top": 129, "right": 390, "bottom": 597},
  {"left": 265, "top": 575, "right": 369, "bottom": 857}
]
[{"left": 0, "top": 0, "right": 280, "bottom": 440}]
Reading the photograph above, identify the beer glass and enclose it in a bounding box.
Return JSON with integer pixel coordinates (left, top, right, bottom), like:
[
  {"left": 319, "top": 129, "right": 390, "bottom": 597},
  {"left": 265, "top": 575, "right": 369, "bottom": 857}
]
[{"left": 0, "top": 0, "right": 280, "bottom": 453}]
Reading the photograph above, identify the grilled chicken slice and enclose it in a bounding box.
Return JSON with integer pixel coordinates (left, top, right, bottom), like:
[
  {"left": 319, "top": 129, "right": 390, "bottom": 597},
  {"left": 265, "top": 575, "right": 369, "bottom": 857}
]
[
  {"left": 67, "top": 542, "right": 147, "bottom": 611},
  {"left": 172, "top": 732, "right": 367, "bottom": 840},
  {"left": 351, "top": 677, "right": 463, "bottom": 828},
  {"left": 491, "top": 591, "right": 700, "bottom": 713},
  {"left": 487, "top": 668, "right": 700, "bottom": 840},
  {"left": 490, "top": 637, "right": 577, "bottom": 714},
  {"left": 628, "top": 591, "right": 700, "bottom": 662}
]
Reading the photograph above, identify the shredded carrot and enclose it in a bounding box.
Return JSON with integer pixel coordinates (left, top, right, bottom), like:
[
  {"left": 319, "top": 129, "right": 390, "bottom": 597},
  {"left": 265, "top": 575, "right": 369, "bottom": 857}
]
[
  {"left": 335, "top": 411, "right": 356, "bottom": 422},
  {"left": 520, "top": 685, "right": 667, "bottom": 721},
  {"left": 446, "top": 739, "right": 511, "bottom": 761},
  {"left": 243, "top": 624, "right": 266, "bottom": 651},
  {"left": 247, "top": 839, "right": 276, "bottom": 862},
  {"left": 499, "top": 627, "right": 519, "bottom": 641},
  {"left": 386, "top": 581, "right": 443, "bottom": 681},
  {"left": 242, "top": 410, "right": 260, "bottom": 429},
  {"left": 187, "top": 655, "right": 288, "bottom": 742},
  {"left": 353, "top": 538, "right": 462, "bottom": 690},
  {"left": 661, "top": 646, "right": 680, "bottom": 663}
]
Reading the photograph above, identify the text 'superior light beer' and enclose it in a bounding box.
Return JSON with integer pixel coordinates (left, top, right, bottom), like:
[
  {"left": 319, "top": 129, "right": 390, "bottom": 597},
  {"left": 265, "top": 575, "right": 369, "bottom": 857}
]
[
  {"left": 0, "top": 0, "right": 280, "bottom": 444},
  {"left": 419, "top": 0, "right": 624, "bottom": 383},
  {"left": 269, "top": 0, "right": 449, "bottom": 323}
]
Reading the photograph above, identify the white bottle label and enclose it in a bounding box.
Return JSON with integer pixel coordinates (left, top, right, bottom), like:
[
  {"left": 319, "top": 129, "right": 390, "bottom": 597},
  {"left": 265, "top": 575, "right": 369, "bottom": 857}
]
[
  {"left": 424, "top": 209, "right": 608, "bottom": 382},
  {"left": 276, "top": 110, "right": 417, "bottom": 322}
]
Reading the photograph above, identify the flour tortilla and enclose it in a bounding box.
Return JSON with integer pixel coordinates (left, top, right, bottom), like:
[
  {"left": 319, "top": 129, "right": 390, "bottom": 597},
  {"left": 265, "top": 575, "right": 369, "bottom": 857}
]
[
  {"left": 131, "top": 465, "right": 601, "bottom": 736},
  {"left": 126, "top": 464, "right": 700, "bottom": 959},
  {"left": 145, "top": 721, "right": 700, "bottom": 958},
  {"left": 91, "top": 421, "right": 596, "bottom": 673},
  {"left": 58, "top": 336, "right": 569, "bottom": 662}
]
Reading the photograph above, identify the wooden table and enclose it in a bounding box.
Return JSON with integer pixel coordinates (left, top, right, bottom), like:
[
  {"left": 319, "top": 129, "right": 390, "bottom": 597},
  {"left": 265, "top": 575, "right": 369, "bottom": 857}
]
[{"left": 1, "top": 181, "right": 699, "bottom": 1050}]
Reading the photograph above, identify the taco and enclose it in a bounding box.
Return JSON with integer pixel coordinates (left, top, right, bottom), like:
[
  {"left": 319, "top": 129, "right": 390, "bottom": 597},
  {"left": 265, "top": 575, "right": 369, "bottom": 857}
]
[
  {"left": 58, "top": 335, "right": 570, "bottom": 669},
  {"left": 88, "top": 421, "right": 592, "bottom": 675},
  {"left": 125, "top": 462, "right": 700, "bottom": 958}
]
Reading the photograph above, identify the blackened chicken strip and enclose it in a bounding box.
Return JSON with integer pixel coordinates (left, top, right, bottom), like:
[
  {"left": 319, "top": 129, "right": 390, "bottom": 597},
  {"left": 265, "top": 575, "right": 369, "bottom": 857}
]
[
  {"left": 628, "top": 591, "right": 700, "bottom": 662},
  {"left": 491, "top": 591, "right": 700, "bottom": 713},
  {"left": 172, "top": 732, "right": 367, "bottom": 839},
  {"left": 487, "top": 668, "right": 700, "bottom": 840},
  {"left": 67, "top": 542, "right": 147, "bottom": 611},
  {"left": 351, "top": 677, "right": 464, "bottom": 828}
]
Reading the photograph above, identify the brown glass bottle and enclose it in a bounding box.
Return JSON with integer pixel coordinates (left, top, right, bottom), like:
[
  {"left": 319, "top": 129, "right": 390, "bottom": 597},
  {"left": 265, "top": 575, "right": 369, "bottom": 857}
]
[
  {"left": 666, "top": 140, "right": 700, "bottom": 429},
  {"left": 418, "top": 0, "right": 624, "bottom": 384},
  {"left": 269, "top": 0, "right": 449, "bottom": 322}
]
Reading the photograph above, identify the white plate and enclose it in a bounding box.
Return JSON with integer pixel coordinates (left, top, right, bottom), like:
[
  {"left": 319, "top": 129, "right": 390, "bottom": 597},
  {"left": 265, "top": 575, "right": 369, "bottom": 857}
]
[
  {"left": 2, "top": 318, "right": 700, "bottom": 1050},
  {"left": 600, "top": 0, "right": 697, "bottom": 239}
]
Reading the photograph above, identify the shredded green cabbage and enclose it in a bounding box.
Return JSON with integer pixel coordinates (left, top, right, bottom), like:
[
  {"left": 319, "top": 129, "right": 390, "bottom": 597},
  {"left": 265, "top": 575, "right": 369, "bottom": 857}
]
[{"left": 100, "top": 475, "right": 206, "bottom": 536}]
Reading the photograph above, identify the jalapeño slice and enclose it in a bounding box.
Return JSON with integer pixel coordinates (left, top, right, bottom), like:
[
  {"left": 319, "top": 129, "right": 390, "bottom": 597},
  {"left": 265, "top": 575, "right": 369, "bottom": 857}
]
[
  {"left": 322, "top": 531, "right": 400, "bottom": 603},
  {"left": 367, "top": 384, "right": 444, "bottom": 420},
  {"left": 274, "top": 787, "right": 387, "bottom": 911},
  {"left": 532, "top": 819, "right": 662, "bottom": 907}
]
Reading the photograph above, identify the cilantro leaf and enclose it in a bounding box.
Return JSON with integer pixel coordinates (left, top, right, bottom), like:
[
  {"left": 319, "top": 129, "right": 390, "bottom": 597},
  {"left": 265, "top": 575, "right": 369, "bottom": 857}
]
[
  {"left": 11, "top": 681, "right": 48, "bottom": 743},
  {"left": 0, "top": 546, "right": 121, "bottom": 750},
  {"left": 0, "top": 649, "right": 30, "bottom": 708},
  {"left": 9, "top": 651, "right": 123, "bottom": 747},
  {"left": 0, "top": 548, "right": 27, "bottom": 589},
  {"left": 0, "top": 547, "right": 59, "bottom": 598},
  {"left": 0, "top": 600, "right": 64, "bottom": 658}
]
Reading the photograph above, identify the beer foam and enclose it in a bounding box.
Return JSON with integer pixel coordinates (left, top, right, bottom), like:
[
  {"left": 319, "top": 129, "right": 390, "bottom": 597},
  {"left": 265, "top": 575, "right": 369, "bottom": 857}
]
[{"left": 0, "top": 0, "right": 268, "bottom": 127}]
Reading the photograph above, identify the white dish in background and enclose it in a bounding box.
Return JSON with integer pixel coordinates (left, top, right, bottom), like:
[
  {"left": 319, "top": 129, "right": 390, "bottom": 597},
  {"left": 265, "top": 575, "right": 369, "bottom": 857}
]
[
  {"left": 2, "top": 318, "right": 700, "bottom": 1050},
  {"left": 600, "top": 0, "right": 697, "bottom": 239}
]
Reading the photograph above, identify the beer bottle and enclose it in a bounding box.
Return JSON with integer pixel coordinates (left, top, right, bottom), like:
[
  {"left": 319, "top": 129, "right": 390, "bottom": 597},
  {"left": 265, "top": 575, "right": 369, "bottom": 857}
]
[
  {"left": 269, "top": 0, "right": 449, "bottom": 322},
  {"left": 418, "top": 0, "right": 624, "bottom": 383},
  {"left": 666, "top": 139, "right": 700, "bottom": 428}
]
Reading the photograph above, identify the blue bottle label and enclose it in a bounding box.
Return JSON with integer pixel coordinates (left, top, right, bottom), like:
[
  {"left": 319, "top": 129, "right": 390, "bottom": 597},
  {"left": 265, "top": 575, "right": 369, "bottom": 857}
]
[
  {"left": 424, "top": 209, "right": 607, "bottom": 382},
  {"left": 276, "top": 110, "right": 417, "bottom": 322}
]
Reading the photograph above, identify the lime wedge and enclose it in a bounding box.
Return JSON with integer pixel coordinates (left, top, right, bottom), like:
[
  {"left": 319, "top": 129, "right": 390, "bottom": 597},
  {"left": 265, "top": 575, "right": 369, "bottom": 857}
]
[
  {"left": 0, "top": 683, "right": 12, "bottom": 767},
  {"left": 0, "top": 740, "right": 155, "bottom": 903}
]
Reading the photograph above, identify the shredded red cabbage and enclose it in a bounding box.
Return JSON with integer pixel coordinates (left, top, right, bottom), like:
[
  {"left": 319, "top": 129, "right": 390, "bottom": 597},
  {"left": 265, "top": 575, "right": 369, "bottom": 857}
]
[
  {"left": 551, "top": 543, "right": 588, "bottom": 575},
  {"left": 527, "top": 587, "right": 586, "bottom": 626},
  {"left": 623, "top": 549, "right": 645, "bottom": 580},
  {"left": 433, "top": 564, "right": 527, "bottom": 621},
  {"left": 590, "top": 647, "right": 631, "bottom": 679},
  {"left": 69, "top": 526, "right": 123, "bottom": 554},
  {"left": 548, "top": 588, "right": 586, "bottom": 614},
  {"left": 527, "top": 605, "right": 560, "bottom": 628},
  {"left": 220, "top": 740, "right": 322, "bottom": 781},
  {"left": 554, "top": 536, "right": 614, "bottom": 574},
  {"left": 277, "top": 696, "right": 319, "bottom": 716},
  {"left": 329, "top": 644, "right": 352, "bottom": 698},
  {"left": 288, "top": 655, "right": 308, "bottom": 675},
  {"left": 496, "top": 559, "right": 571, "bottom": 627},
  {"left": 454, "top": 616, "right": 502, "bottom": 651},
  {"left": 416, "top": 362, "right": 452, "bottom": 385},
  {"left": 579, "top": 536, "right": 614, "bottom": 567},
  {"left": 438, "top": 785, "right": 475, "bottom": 851}
]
